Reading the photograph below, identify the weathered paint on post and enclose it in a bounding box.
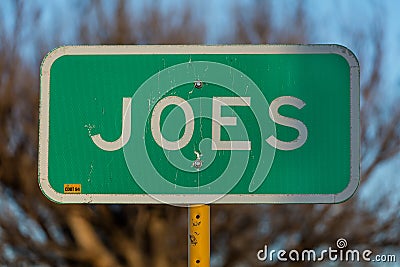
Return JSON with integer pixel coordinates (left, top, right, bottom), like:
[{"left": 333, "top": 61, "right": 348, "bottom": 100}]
[{"left": 189, "top": 205, "right": 210, "bottom": 267}]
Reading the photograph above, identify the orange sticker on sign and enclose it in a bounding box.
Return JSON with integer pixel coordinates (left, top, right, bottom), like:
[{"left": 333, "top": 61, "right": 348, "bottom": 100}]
[{"left": 64, "top": 184, "right": 81, "bottom": 194}]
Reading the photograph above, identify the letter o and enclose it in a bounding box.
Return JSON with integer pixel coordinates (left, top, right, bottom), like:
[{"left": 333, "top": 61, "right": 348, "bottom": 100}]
[{"left": 151, "top": 96, "right": 194, "bottom": 150}]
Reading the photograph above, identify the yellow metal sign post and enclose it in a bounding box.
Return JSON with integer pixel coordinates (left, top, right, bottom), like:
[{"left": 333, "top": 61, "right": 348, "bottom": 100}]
[{"left": 189, "top": 205, "right": 210, "bottom": 267}]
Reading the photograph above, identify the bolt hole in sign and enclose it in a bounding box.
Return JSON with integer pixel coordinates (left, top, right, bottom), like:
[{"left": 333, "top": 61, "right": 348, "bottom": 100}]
[{"left": 39, "top": 45, "right": 360, "bottom": 205}]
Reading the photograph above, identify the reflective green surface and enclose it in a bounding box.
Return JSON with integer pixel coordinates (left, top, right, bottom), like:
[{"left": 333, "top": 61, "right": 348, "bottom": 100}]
[{"left": 47, "top": 52, "right": 351, "bottom": 196}]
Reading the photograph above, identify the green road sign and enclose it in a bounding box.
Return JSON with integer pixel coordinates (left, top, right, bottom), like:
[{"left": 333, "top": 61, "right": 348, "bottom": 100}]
[{"left": 39, "top": 45, "right": 360, "bottom": 204}]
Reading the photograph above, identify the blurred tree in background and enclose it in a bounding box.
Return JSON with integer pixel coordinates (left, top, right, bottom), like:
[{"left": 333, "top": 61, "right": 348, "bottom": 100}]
[{"left": 0, "top": 0, "right": 399, "bottom": 266}]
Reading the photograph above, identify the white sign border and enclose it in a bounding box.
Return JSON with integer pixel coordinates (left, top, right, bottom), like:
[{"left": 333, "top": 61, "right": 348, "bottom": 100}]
[{"left": 39, "top": 44, "right": 360, "bottom": 204}]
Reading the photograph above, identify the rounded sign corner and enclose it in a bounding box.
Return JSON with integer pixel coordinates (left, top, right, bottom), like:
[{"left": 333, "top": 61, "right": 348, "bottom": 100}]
[
  {"left": 333, "top": 175, "right": 360, "bottom": 204},
  {"left": 41, "top": 46, "right": 74, "bottom": 74},
  {"left": 328, "top": 44, "right": 360, "bottom": 70},
  {"left": 38, "top": 177, "right": 64, "bottom": 204}
]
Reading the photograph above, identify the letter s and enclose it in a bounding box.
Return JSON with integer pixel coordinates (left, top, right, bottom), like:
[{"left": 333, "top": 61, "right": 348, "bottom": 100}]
[{"left": 266, "top": 96, "right": 307, "bottom": 151}]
